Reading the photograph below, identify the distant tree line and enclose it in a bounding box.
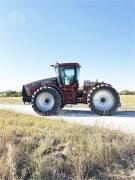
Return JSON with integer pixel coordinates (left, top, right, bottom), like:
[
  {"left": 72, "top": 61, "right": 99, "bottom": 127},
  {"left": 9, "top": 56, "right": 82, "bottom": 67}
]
[
  {"left": 0, "top": 90, "right": 21, "bottom": 97},
  {"left": 119, "top": 90, "right": 135, "bottom": 95},
  {"left": 0, "top": 89, "right": 135, "bottom": 97}
]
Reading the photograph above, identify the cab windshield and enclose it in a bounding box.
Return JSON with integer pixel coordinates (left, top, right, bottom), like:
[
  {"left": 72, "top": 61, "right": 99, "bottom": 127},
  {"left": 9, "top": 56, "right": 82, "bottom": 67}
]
[{"left": 56, "top": 66, "right": 80, "bottom": 85}]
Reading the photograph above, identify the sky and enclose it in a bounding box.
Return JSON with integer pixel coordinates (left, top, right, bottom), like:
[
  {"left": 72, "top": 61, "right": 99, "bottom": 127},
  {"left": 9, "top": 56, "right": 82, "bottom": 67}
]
[{"left": 0, "top": 0, "right": 135, "bottom": 91}]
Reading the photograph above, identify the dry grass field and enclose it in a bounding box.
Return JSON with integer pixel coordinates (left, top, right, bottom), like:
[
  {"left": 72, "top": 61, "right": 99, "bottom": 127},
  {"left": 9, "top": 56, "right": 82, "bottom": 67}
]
[
  {"left": 0, "top": 95, "right": 135, "bottom": 179},
  {"left": 120, "top": 95, "right": 135, "bottom": 109},
  {"left": 0, "top": 110, "right": 135, "bottom": 179},
  {"left": 0, "top": 97, "right": 22, "bottom": 104}
]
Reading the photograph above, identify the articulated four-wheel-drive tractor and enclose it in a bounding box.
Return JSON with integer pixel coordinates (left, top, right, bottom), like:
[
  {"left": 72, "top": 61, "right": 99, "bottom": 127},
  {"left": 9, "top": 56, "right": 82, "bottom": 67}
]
[{"left": 22, "top": 63, "right": 120, "bottom": 116}]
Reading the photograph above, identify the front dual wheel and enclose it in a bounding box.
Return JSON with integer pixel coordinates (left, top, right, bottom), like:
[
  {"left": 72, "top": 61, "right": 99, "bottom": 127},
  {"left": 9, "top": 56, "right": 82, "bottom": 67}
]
[
  {"left": 87, "top": 84, "right": 120, "bottom": 116},
  {"left": 31, "top": 87, "right": 62, "bottom": 116}
]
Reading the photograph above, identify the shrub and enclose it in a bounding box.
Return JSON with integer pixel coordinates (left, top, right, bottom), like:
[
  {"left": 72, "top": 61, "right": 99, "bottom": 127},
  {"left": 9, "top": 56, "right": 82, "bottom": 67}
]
[
  {"left": 0, "top": 90, "right": 21, "bottom": 97},
  {"left": 120, "top": 90, "right": 135, "bottom": 95}
]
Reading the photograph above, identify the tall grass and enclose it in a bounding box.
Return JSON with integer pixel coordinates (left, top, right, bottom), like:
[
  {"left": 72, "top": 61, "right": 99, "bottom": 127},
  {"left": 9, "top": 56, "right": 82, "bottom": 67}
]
[{"left": 0, "top": 110, "right": 135, "bottom": 179}]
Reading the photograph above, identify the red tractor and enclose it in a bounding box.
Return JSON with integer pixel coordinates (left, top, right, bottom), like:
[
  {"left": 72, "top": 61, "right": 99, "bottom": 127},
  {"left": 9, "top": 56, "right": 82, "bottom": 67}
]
[{"left": 22, "top": 63, "right": 120, "bottom": 116}]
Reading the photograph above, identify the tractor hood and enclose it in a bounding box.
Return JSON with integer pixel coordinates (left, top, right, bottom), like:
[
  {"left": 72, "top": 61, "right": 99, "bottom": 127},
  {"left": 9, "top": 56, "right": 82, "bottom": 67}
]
[{"left": 23, "top": 77, "right": 57, "bottom": 97}]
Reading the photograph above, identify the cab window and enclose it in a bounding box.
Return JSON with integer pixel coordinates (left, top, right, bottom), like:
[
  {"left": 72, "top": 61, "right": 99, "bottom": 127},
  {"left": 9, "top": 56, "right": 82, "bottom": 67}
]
[{"left": 59, "top": 67, "right": 76, "bottom": 85}]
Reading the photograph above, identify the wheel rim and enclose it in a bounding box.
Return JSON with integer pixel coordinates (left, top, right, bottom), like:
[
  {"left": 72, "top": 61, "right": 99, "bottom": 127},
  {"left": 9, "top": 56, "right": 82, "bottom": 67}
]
[
  {"left": 36, "top": 92, "right": 54, "bottom": 111},
  {"left": 93, "top": 89, "right": 114, "bottom": 111}
]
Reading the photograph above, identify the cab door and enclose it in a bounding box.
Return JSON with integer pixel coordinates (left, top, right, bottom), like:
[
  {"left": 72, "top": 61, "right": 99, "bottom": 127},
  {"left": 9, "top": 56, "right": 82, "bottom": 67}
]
[
  {"left": 59, "top": 67, "right": 78, "bottom": 104},
  {"left": 61, "top": 83, "right": 78, "bottom": 104}
]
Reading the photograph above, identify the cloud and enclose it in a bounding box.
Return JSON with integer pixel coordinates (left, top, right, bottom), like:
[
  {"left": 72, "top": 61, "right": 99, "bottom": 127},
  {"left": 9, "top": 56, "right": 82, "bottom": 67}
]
[{"left": 9, "top": 11, "right": 26, "bottom": 24}]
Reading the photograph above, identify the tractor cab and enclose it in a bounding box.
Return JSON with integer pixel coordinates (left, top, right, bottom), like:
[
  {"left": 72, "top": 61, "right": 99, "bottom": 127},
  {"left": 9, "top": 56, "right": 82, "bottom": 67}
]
[
  {"left": 51, "top": 63, "right": 81, "bottom": 104},
  {"left": 51, "top": 63, "right": 80, "bottom": 86}
]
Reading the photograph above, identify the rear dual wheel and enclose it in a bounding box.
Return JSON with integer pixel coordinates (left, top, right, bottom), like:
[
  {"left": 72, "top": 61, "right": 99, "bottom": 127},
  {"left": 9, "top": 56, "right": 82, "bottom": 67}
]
[
  {"left": 87, "top": 84, "right": 120, "bottom": 116},
  {"left": 31, "top": 87, "right": 62, "bottom": 116}
]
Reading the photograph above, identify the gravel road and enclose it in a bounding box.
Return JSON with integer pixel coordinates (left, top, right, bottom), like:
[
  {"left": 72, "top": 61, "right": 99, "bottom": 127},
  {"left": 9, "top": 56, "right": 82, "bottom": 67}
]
[{"left": 0, "top": 104, "right": 135, "bottom": 134}]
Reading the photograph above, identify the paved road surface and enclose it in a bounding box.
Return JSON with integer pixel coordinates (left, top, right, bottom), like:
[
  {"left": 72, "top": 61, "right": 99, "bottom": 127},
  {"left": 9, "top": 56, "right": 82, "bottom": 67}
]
[{"left": 0, "top": 104, "right": 135, "bottom": 134}]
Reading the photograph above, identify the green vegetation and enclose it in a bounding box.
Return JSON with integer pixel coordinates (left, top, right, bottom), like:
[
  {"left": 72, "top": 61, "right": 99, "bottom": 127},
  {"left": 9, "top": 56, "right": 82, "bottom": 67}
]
[
  {"left": 0, "top": 90, "right": 21, "bottom": 97},
  {"left": 120, "top": 90, "right": 135, "bottom": 95},
  {"left": 0, "top": 110, "right": 135, "bottom": 179}
]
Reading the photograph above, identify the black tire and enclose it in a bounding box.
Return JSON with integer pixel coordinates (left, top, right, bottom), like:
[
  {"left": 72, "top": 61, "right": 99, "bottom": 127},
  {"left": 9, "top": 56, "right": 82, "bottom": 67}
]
[
  {"left": 31, "top": 86, "right": 62, "bottom": 116},
  {"left": 87, "top": 84, "right": 120, "bottom": 116},
  {"left": 61, "top": 104, "right": 65, "bottom": 109}
]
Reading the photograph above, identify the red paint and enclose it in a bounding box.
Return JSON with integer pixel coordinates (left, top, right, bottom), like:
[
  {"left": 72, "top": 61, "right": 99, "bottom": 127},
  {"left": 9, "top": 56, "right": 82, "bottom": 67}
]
[{"left": 23, "top": 62, "right": 112, "bottom": 105}]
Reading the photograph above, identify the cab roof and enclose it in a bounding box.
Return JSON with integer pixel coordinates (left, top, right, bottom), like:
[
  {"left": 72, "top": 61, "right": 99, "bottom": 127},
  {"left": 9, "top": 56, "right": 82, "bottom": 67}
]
[{"left": 51, "top": 62, "right": 81, "bottom": 68}]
